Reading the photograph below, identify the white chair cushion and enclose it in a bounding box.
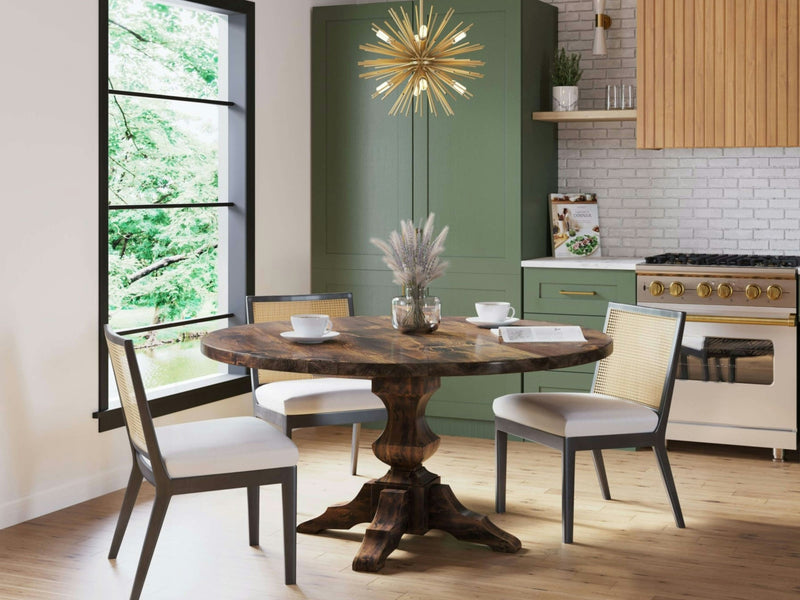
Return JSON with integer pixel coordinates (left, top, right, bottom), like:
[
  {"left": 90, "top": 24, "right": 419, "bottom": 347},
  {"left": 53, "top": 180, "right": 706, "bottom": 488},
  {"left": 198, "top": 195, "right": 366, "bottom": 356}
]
[
  {"left": 493, "top": 392, "right": 659, "bottom": 438},
  {"left": 150, "top": 416, "right": 299, "bottom": 479},
  {"left": 255, "top": 377, "right": 384, "bottom": 416}
]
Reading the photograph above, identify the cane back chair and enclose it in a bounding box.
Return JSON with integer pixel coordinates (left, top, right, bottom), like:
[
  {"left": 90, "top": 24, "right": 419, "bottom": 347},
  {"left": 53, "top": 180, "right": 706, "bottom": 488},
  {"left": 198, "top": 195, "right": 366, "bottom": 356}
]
[
  {"left": 104, "top": 326, "right": 298, "bottom": 600},
  {"left": 493, "top": 303, "right": 686, "bottom": 543},
  {"left": 246, "top": 293, "right": 386, "bottom": 475}
]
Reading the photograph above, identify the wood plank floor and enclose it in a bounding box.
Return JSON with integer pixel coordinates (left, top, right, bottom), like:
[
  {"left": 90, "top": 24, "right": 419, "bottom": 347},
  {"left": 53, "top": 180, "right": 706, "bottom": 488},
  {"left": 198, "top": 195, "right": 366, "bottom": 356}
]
[{"left": 1, "top": 427, "right": 799, "bottom": 599}]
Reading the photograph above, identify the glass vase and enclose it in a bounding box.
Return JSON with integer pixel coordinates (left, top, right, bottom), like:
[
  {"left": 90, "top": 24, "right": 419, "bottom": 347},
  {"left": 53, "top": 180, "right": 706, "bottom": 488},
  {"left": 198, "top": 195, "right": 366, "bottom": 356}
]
[{"left": 391, "top": 286, "right": 441, "bottom": 333}]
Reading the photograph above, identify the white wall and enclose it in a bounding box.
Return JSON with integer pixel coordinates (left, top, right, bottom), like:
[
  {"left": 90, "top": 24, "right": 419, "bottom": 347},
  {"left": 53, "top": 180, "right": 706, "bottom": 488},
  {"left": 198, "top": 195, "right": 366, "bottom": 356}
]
[
  {"left": 547, "top": 0, "right": 800, "bottom": 257},
  {"left": 0, "top": 0, "right": 340, "bottom": 530}
]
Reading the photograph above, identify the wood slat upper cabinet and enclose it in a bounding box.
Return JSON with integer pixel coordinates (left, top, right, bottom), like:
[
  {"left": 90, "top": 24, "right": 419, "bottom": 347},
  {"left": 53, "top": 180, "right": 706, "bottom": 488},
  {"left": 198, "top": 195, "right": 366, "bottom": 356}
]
[{"left": 637, "top": 0, "right": 800, "bottom": 149}]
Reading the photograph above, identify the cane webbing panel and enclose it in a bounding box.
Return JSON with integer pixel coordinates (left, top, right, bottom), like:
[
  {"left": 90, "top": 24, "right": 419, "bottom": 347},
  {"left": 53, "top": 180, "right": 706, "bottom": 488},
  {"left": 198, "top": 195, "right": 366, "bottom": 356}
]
[
  {"left": 107, "top": 340, "right": 148, "bottom": 454},
  {"left": 593, "top": 307, "right": 680, "bottom": 411},
  {"left": 251, "top": 297, "right": 351, "bottom": 384}
]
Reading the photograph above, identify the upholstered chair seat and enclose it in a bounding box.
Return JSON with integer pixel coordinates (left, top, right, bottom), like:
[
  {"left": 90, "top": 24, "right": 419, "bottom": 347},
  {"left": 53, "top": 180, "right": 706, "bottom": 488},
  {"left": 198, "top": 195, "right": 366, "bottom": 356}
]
[
  {"left": 148, "top": 417, "right": 299, "bottom": 478},
  {"left": 493, "top": 393, "right": 659, "bottom": 439},
  {"left": 254, "top": 378, "right": 381, "bottom": 416}
]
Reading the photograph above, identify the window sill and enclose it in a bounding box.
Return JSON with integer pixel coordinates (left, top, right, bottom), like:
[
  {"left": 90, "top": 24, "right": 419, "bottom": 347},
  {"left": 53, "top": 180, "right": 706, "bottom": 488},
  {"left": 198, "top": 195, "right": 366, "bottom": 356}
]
[{"left": 94, "top": 373, "right": 251, "bottom": 432}]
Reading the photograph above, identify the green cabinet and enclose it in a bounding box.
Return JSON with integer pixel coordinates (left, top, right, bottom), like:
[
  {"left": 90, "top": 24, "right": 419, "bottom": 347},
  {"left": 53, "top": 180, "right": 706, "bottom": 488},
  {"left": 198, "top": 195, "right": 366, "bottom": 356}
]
[
  {"left": 311, "top": 1, "right": 558, "bottom": 439},
  {"left": 523, "top": 267, "right": 636, "bottom": 393}
]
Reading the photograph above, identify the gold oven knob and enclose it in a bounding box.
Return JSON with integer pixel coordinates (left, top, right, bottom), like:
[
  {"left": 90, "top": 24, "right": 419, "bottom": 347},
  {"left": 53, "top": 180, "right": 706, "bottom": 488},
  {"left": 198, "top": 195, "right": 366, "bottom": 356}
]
[
  {"left": 649, "top": 281, "right": 664, "bottom": 296},
  {"left": 766, "top": 285, "right": 783, "bottom": 301},
  {"left": 696, "top": 282, "right": 712, "bottom": 298},
  {"left": 717, "top": 283, "right": 733, "bottom": 299},
  {"left": 669, "top": 282, "right": 685, "bottom": 297},
  {"left": 745, "top": 284, "right": 762, "bottom": 300}
]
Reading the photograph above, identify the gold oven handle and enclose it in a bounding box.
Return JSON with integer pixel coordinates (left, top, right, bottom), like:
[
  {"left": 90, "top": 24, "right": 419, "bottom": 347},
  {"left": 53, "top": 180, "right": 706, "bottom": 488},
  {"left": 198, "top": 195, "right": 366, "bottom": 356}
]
[
  {"left": 686, "top": 314, "right": 797, "bottom": 327},
  {"left": 559, "top": 290, "right": 597, "bottom": 296}
]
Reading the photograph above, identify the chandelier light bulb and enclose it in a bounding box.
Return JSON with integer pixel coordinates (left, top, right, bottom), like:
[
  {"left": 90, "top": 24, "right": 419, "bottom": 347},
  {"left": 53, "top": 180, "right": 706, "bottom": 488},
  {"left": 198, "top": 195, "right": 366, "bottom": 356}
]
[
  {"left": 419, "top": 24, "right": 428, "bottom": 39},
  {"left": 376, "top": 81, "right": 392, "bottom": 94},
  {"left": 451, "top": 81, "right": 467, "bottom": 95},
  {"left": 374, "top": 27, "right": 392, "bottom": 44},
  {"left": 452, "top": 31, "right": 467, "bottom": 44}
]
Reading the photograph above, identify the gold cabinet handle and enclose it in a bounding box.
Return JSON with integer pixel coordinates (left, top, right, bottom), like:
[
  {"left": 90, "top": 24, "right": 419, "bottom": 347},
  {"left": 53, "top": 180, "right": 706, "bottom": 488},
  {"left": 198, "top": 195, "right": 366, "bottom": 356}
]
[{"left": 559, "top": 290, "right": 597, "bottom": 296}]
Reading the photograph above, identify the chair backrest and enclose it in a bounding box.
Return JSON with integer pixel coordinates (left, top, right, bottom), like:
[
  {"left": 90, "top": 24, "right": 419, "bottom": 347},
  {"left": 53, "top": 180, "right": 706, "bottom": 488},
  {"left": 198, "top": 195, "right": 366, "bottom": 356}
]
[
  {"left": 592, "top": 303, "right": 685, "bottom": 420},
  {"left": 246, "top": 293, "right": 354, "bottom": 386},
  {"left": 104, "top": 325, "right": 162, "bottom": 466}
]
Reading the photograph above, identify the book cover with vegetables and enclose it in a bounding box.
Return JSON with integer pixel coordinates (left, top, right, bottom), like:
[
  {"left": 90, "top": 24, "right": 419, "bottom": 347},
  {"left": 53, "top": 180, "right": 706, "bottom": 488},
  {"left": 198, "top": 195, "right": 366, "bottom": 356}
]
[{"left": 549, "top": 193, "right": 602, "bottom": 258}]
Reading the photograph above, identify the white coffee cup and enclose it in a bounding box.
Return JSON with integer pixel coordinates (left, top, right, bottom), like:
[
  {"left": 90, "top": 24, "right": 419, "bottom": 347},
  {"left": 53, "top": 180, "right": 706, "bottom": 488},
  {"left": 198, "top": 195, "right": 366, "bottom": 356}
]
[
  {"left": 290, "top": 314, "right": 333, "bottom": 337},
  {"left": 475, "top": 301, "right": 515, "bottom": 323}
]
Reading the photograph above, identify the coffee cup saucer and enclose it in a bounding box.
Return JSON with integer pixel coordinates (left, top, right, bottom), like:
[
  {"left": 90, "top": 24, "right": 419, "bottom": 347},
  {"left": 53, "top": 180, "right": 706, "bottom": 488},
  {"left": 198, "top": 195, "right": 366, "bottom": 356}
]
[
  {"left": 280, "top": 330, "right": 340, "bottom": 344},
  {"left": 466, "top": 316, "right": 520, "bottom": 328}
]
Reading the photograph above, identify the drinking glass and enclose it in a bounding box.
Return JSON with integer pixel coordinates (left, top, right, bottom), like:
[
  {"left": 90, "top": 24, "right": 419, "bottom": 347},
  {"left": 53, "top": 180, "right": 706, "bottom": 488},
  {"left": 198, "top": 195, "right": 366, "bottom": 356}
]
[
  {"left": 605, "top": 84, "right": 618, "bottom": 110},
  {"left": 620, "top": 84, "right": 634, "bottom": 109}
]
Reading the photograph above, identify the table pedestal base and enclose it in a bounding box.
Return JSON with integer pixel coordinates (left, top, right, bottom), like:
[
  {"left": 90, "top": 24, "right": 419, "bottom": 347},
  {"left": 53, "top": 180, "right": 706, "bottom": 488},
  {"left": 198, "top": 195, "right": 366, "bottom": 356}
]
[
  {"left": 297, "top": 376, "right": 520, "bottom": 571},
  {"left": 297, "top": 466, "right": 521, "bottom": 572}
]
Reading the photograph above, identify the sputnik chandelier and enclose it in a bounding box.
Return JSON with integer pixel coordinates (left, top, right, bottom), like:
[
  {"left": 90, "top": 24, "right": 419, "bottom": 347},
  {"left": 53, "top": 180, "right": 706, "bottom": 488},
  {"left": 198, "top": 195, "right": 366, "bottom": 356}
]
[{"left": 358, "top": 0, "right": 485, "bottom": 117}]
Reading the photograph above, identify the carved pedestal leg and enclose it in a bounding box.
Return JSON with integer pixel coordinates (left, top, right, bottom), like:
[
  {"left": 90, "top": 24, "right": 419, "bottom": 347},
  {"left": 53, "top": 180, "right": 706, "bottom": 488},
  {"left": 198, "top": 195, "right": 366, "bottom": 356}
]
[
  {"left": 296, "top": 484, "right": 374, "bottom": 534},
  {"left": 353, "top": 489, "right": 409, "bottom": 572},
  {"left": 428, "top": 484, "right": 521, "bottom": 553}
]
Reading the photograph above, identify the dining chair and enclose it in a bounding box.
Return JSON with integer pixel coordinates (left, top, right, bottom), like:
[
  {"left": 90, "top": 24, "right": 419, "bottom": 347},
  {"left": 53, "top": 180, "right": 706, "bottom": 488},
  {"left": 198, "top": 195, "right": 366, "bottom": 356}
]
[
  {"left": 104, "top": 326, "right": 298, "bottom": 600},
  {"left": 246, "top": 293, "right": 386, "bottom": 475},
  {"left": 492, "top": 302, "right": 686, "bottom": 543}
]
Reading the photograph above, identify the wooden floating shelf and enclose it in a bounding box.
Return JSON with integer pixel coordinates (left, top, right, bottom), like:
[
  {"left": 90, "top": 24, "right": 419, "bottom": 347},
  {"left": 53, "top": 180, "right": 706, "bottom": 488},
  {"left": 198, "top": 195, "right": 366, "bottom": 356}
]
[{"left": 532, "top": 109, "right": 637, "bottom": 122}]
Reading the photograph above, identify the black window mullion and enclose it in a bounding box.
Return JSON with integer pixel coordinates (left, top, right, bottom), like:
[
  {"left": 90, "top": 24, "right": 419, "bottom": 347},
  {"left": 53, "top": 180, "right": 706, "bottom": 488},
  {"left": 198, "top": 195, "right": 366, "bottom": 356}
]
[
  {"left": 109, "top": 202, "right": 234, "bottom": 210},
  {"left": 108, "top": 88, "right": 234, "bottom": 107},
  {"left": 117, "top": 312, "right": 233, "bottom": 336},
  {"left": 99, "top": 0, "right": 110, "bottom": 414}
]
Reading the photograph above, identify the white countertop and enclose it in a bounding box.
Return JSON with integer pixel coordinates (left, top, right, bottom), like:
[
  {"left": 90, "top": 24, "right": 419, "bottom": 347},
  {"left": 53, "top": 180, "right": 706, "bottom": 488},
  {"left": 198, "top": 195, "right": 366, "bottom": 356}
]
[{"left": 521, "top": 257, "right": 642, "bottom": 271}]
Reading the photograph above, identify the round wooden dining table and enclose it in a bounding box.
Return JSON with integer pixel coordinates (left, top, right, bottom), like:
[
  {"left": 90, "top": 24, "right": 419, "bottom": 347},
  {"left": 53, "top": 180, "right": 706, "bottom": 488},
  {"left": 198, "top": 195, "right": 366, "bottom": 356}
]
[{"left": 201, "top": 315, "right": 612, "bottom": 572}]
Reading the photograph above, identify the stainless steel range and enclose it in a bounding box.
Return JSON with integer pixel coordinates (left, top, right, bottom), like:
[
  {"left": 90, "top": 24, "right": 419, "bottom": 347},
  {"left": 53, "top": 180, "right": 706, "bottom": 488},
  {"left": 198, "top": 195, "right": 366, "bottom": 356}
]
[{"left": 636, "top": 253, "right": 799, "bottom": 460}]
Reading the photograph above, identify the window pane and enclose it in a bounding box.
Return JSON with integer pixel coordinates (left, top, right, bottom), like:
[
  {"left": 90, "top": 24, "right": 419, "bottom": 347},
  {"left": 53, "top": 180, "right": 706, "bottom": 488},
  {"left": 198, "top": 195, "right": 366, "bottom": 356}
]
[
  {"left": 108, "top": 0, "right": 222, "bottom": 100},
  {"left": 108, "top": 96, "right": 220, "bottom": 206},
  {"left": 108, "top": 206, "right": 222, "bottom": 329},
  {"left": 108, "top": 320, "right": 230, "bottom": 404}
]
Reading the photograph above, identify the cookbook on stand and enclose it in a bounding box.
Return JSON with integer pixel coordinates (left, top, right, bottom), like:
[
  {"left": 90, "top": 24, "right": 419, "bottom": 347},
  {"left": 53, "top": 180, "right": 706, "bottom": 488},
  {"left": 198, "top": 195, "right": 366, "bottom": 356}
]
[{"left": 549, "top": 193, "right": 602, "bottom": 258}]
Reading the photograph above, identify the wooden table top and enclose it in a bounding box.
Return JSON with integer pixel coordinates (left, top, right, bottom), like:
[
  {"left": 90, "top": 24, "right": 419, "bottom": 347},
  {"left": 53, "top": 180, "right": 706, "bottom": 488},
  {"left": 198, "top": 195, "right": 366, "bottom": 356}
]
[{"left": 201, "top": 316, "right": 613, "bottom": 379}]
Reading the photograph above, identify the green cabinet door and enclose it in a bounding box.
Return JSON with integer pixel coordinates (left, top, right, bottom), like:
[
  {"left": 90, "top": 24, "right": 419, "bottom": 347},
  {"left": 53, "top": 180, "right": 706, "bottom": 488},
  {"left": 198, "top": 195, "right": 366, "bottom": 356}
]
[
  {"left": 522, "top": 267, "right": 636, "bottom": 394},
  {"left": 311, "top": 1, "right": 557, "bottom": 439},
  {"left": 311, "top": 3, "right": 414, "bottom": 274}
]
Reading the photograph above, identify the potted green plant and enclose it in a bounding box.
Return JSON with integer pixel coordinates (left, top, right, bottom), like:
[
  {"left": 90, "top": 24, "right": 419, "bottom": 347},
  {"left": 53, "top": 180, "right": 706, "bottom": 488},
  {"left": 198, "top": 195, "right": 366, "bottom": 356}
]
[{"left": 551, "top": 47, "right": 583, "bottom": 111}]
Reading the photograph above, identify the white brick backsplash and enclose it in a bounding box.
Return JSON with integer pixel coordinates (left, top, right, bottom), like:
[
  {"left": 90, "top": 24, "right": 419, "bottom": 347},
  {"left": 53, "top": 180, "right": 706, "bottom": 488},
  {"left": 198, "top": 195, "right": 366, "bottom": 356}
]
[{"left": 543, "top": 0, "right": 800, "bottom": 256}]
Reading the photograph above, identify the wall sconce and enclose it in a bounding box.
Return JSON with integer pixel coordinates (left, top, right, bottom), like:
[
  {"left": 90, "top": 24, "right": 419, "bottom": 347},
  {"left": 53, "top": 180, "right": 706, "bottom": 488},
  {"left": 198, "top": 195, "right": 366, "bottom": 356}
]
[{"left": 593, "top": 0, "right": 612, "bottom": 56}]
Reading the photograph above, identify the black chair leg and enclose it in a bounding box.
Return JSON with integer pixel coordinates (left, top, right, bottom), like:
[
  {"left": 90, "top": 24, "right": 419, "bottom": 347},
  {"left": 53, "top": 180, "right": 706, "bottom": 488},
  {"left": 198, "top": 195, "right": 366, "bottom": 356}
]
[
  {"left": 495, "top": 428, "right": 508, "bottom": 513},
  {"left": 247, "top": 485, "right": 260, "bottom": 546},
  {"left": 109, "top": 464, "right": 143, "bottom": 559},
  {"left": 562, "top": 445, "right": 576, "bottom": 544},
  {"left": 653, "top": 443, "right": 685, "bottom": 528},
  {"left": 678, "top": 352, "right": 688, "bottom": 379},
  {"left": 591, "top": 449, "right": 611, "bottom": 500},
  {"left": 282, "top": 467, "right": 297, "bottom": 585},
  {"left": 130, "top": 492, "right": 171, "bottom": 600}
]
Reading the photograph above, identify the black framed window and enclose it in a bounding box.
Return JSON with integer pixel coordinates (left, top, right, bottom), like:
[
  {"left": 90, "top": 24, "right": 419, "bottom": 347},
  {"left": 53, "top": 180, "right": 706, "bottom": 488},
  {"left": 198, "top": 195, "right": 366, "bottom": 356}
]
[{"left": 97, "top": 0, "right": 254, "bottom": 431}]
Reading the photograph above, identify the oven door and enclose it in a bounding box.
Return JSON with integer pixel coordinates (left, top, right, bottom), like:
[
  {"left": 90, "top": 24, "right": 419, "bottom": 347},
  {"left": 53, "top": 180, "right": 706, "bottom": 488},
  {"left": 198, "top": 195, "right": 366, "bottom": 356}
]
[{"left": 666, "top": 314, "right": 797, "bottom": 451}]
